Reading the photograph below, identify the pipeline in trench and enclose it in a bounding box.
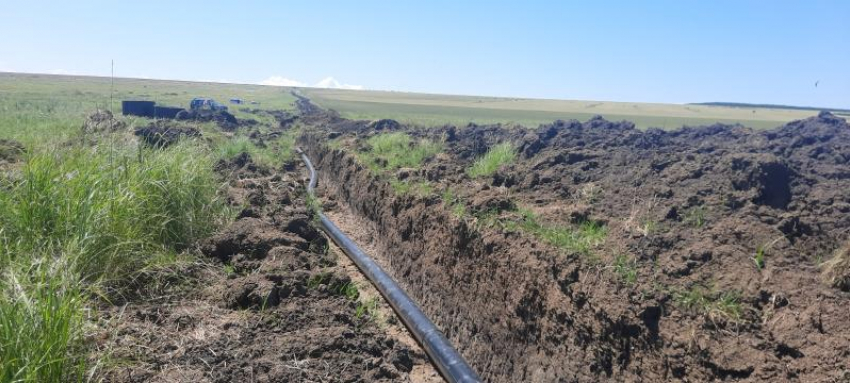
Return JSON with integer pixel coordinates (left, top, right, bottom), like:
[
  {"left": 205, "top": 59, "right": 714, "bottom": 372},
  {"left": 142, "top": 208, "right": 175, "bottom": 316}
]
[{"left": 298, "top": 148, "right": 481, "bottom": 383}]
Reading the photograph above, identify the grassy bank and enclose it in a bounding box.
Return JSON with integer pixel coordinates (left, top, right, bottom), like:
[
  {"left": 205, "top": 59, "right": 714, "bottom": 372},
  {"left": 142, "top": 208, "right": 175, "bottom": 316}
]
[
  {"left": 0, "top": 141, "right": 230, "bottom": 382},
  {"left": 0, "top": 72, "right": 304, "bottom": 382}
]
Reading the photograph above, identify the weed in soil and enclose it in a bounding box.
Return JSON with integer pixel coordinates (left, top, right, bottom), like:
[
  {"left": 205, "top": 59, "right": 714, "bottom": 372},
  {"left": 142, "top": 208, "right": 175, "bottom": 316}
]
[
  {"left": 823, "top": 242, "right": 850, "bottom": 291},
  {"left": 673, "top": 285, "right": 743, "bottom": 321},
  {"left": 391, "top": 179, "right": 434, "bottom": 197},
  {"left": 441, "top": 188, "right": 468, "bottom": 218},
  {"left": 613, "top": 254, "right": 638, "bottom": 286},
  {"left": 360, "top": 132, "right": 442, "bottom": 172},
  {"left": 355, "top": 297, "right": 381, "bottom": 321},
  {"left": 467, "top": 142, "right": 516, "bottom": 178},
  {"left": 683, "top": 205, "right": 707, "bottom": 228},
  {"left": 503, "top": 208, "right": 607, "bottom": 257}
]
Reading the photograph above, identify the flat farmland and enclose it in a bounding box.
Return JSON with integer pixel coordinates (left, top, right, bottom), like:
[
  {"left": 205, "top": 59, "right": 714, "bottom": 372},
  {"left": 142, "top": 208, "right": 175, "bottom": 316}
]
[{"left": 302, "top": 87, "right": 819, "bottom": 130}]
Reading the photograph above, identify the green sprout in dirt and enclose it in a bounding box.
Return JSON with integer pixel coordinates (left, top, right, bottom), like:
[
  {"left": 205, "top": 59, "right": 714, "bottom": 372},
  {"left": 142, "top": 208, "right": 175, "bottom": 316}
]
[
  {"left": 577, "top": 183, "right": 603, "bottom": 205},
  {"left": 336, "top": 282, "right": 361, "bottom": 301},
  {"left": 305, "top": 193, "right": 322, "bottom": 220},
  {"left": 613, "top": 254, "right": 638, "bottom": 285},
  {"left": 683, "top": 205, "right": 707, "bottom": 228},
  {"left": 390, "top": 179, "right": 434, "bottom": 197},
  {"left": 355, "top": 297, "right": 380, "bottom": 320},
  {"left": 307, "top": 272, "right": 361, "bottom": 301},
  {"left": 513, "top": 209, "right": 606, "bottom": 257},
  {"left": 441, "top": 188, "right": 468, "bottom": 219},
  {"left": 753, "top": 245, "right": 767, "bottom": 270},
  {"left": 639, "top": 218, "right": 659, "bottom": 237},
  {"left": 753, "top": 237, "right": 783, "bottom": 270},
  {"left": 480, "top": 206, "right": 607, "bottom": 257},
  {"left": 467, "top": 142, "right": 517, "bottom": 178},
  {"left": 306, "top": 272, "right": 330, "bottom": 290},
  {"left": 360, "top": 132, "right": 442, "bottom": 173},
  {"left": 673, "top": 285, "right": 743, "bottom": 321}
]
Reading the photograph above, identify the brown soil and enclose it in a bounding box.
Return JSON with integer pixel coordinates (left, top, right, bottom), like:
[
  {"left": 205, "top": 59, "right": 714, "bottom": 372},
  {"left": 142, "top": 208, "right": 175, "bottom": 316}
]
[
  {"left": 175, "top": 110, "right": 240, "bottom": 131},
  {"left": 300, "top": 110, "right": 850, "bottom": 382},
  {"left": 133, "top": 121, "right": 201, "bottom": 148},
  {"left": 97, "top": 148, "right": 440, "bottom": 382},
  {"left": 82, "top": 110, "right": 127, "bottom": 134},
  {"left": 0, "top": 139, "right": 24, "bottom": 163}
]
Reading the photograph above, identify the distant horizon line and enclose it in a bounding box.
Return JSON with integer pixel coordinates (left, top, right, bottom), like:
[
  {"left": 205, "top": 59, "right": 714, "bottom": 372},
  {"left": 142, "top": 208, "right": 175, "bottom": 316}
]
[{"left": 2, "top": 70, "right": 847, "bottom": 112}]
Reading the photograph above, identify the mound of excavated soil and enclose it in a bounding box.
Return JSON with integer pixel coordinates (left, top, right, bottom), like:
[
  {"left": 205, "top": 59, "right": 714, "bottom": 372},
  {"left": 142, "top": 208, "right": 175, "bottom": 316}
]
[
  {"left": 303, "top": 111, "right": 850, "bottom": 382},
  {"left": 369, "top": 119, "right": 402, "bottom": 131},
  {"left": 214, "top": 152, "right": 272, "bottom": 180},
  {"left": 0, "top": 139, "right": 24, "bottom": 163},
  {"left": 99, "top": 154, "right": 436, "bottom": 382},
  {"left": 134, "top": 121, "right": 201, "bottom": 148},
  {"left": 82, "top": 110, "right": 127, "bottom": 134},
  {"left": 175, "top": 110, "right": 240, "bottom": 131}
]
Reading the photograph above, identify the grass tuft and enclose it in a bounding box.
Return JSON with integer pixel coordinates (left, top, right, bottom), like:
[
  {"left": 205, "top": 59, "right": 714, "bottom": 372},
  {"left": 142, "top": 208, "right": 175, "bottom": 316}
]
[
  {"left": 390, "top": 179, "right": 433, "bottom": 197},
  {"left": 481, "top": 206, "right": 607, "bottom": 257},
  {"left": 613, "top": 254, "right": 638, "bottom": 285},
  {"left": 673, "top": 285, "right": 743, "bottom": 321},
  {"left": 683, "top": 205, "right": 706, "bottom": 228},
  {"left": 467, "top": 142, "right": 516, "bottom": 178},
  {"left": 441, "top": 188, "right": 468, "bottom": 218},
  {"left": 823, "top": 242, "right": 850, "bottom": 291},
  {"left": 360, "top": 132, "right": 442, "bottom": 172}
]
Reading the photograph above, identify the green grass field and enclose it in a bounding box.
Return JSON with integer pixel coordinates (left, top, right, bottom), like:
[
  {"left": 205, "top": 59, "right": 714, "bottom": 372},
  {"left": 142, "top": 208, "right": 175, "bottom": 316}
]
[
  {"left": 1, "top": 72, "right": 824, "bottom": 134},
  {"left": 0, "top": 72, "right": 297, "bottom": 144},
  {"left": 302, "top": 88, "right": 819, "bottom": 130}
]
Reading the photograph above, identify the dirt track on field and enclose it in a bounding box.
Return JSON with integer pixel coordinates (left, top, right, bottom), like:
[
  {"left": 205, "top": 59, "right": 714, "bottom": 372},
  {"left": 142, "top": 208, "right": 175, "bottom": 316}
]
[{"left": 300, "top": 106, "right": 850, "bottom": 382}]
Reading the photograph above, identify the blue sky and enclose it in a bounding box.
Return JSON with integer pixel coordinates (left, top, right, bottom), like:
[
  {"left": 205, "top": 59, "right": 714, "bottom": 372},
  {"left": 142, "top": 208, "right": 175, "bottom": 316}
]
[{"left": 1, "top": 1, "right": 847, "bottom": 107}]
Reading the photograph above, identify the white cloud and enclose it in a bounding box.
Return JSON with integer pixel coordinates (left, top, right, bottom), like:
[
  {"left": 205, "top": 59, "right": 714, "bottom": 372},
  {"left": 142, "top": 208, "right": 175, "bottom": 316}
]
[
  {"left": 315, "top": 76, "right": 364, "bottom": 90},
  {"left": 259, "top": 75, "right": 364, "bottom": 90},
  {"left": 47, "top": 69, "right": 71, "bottom": 75},
  {"left": 0, "top": 62, "right": 12, "bottom": 72},
  {"left": 260, "top": 76, "right": 307, "bottom": 87},
  {"left": 198, "top": 78, "right": 237, "bottom": 84}
]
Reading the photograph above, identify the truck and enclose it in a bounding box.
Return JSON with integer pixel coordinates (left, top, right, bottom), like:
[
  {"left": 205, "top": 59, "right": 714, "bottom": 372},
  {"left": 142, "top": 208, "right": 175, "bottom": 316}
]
[{"left": 189, "top": 97, "right": 228, "bottom": 112}]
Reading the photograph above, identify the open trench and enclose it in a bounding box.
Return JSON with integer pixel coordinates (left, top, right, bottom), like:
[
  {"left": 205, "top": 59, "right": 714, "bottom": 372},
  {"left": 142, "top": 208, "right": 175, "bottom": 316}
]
[
  {"left": 292, "top": 103, "right": 850, "bottom": 382},
  {"left": 301, "top": 137, "right": 665, "bottom": 382}
]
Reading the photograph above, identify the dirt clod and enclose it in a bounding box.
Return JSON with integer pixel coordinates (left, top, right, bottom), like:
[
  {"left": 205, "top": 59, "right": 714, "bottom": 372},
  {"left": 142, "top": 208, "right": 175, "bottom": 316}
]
[
  {"left": 82, "top": 110, "right": 126, "bottom": 133},
  {"left": 134, "top": 121, "right": 200, "bottom": 148},
  {"left": 0, "top": 139, "right": 24, "bottom": 163}
]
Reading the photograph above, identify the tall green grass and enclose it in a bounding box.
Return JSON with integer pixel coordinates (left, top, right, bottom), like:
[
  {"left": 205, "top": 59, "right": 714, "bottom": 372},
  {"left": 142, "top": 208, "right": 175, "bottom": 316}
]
[
  {"left": 0, "top": 140, "right": 229, "bottom": 382},
  {"left": 467, "top": 142, "right": 516, "bottom": 178},
  {"left": 0, "top": 260, "right": 86, "bottom": 383}
]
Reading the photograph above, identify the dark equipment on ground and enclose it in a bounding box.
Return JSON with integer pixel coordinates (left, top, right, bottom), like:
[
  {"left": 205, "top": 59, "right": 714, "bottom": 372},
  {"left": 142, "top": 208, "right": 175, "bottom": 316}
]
[
  {"left": 153, "top": 106, "right": 184, "bottom": 119},
  {"left": 121, "top": 101, "right": 155, "bottom": 117},
  {"left": 190, "top": 97, "right": 228, "bottom": 112},
  {"left": 122, "top": 98, "right": 234, "bottom": 124}
]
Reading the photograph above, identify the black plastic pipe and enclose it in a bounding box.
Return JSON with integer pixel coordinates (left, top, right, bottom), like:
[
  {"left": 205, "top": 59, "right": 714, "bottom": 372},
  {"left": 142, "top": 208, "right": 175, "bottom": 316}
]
[{"left": 297, "top": 148, "right": 481, "bottom": 383}]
